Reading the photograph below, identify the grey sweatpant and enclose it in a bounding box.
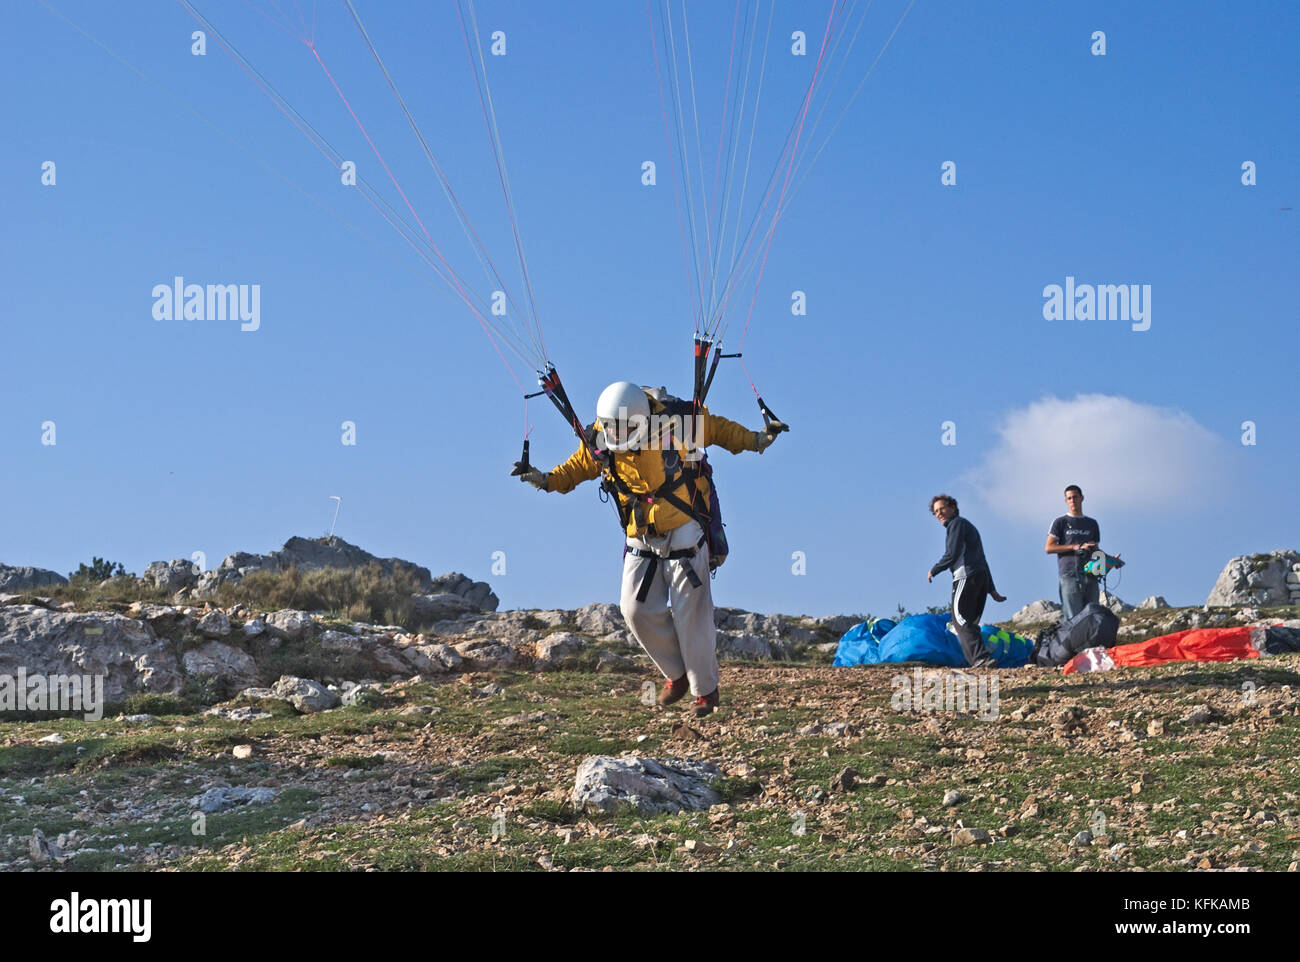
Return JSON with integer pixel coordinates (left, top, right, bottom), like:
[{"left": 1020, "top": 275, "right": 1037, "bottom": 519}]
[{"left": 620, "top": 520, "right": 718, "bottom": 697}]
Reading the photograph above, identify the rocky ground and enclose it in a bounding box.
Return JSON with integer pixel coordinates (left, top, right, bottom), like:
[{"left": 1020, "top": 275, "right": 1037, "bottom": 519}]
[
  {"left": 4, "top": 641, "right": 1299, "bottom": 872},
  {"left": 2, "top": 539, "right": 1297, "bottom": 872}
]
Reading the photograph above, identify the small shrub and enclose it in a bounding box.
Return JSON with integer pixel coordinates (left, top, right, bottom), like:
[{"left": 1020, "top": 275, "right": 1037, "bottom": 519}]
[
  {"left": 181, "top": 673, "right": 224, "bottom": 708},
  {"left": 121, "top": 694, "right": 188, "bottom": 716},
  {"left": 68, "top": 557, "right": 128, "bottom": 584},
  {"left": 216, "top": 564, "right": 419, "bottom": 628},
  {"left": 325, "top": 754, "right": 386, "bottom": 769}
]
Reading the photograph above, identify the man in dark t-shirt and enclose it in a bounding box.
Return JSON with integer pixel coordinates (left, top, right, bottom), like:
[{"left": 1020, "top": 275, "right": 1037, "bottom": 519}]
[{"left": 1045, "top": 485, "right": 1102, "bottom": 621}]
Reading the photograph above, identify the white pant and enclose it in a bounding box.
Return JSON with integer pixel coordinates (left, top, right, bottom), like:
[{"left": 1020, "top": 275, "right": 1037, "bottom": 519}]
[{"left": 619, "top": 520, "right": 718, "bottom": 697}]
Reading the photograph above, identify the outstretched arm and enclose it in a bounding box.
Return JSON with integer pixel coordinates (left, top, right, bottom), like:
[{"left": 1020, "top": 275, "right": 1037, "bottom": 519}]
[
  {"left": 701, "top": 409, "right": 784, "bottom": 454},
  {"left": 543, "top": 439, "right": 601, "bottom": 494}
]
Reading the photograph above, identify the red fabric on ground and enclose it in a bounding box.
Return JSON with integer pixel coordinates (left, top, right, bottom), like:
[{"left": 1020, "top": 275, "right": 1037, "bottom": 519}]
[{"left": 1063, "top": 626, "right": 1257, "bottom": 674}]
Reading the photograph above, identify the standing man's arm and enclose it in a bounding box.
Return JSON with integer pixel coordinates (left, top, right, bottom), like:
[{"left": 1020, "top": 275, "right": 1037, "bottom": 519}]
[
  {"left": 928, "top": 520, "right": 964, "bottom": 582},
  {"left": 1045, "top": 516, "right": 1091, "bottom": 555},
  {"left": 1045, "top": 534, "right": 1082, "bottom": 556}
]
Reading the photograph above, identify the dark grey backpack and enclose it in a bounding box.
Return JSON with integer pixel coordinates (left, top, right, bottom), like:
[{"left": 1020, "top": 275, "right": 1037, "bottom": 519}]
[{"left": 1035, "top": 602, "right": 1120, "bottom": 667}]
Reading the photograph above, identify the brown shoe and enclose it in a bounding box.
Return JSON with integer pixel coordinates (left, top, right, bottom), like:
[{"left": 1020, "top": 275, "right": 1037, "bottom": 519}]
[
  {"left": 693, "top": 688, "right": 720, "bottom": 718},
  {"left": 656, "top": 674, "right": 690, "bottom": 706}
]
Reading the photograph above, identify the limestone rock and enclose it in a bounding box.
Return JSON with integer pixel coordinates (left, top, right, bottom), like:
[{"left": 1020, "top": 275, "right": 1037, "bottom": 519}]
[
  {"left": 812, "top": 614, "right": 861, "bottom": 636},
  {"left": 572, "top": 756, "right": 721, "bottom": 815},
  {"left": 411, "top": 592, "right": 480, "bottom": 625},
  {"left": 715, "top": 631, "right": 773, "bottom": 659},
  {"left": 428, "top": 572, "right": 499, "bottom": 612},
  {"left": 1010, "top": 599, "right": 1062, "bottom": 625},
  {"left": 341, "top": 683, "right": 383, "bottom": 708},
  {"left": 0, "top": 565, "right": 68, "bottom": 592},
  {"left": 595, "top": 651, "right": 636, "bottom": 672},
  {"left": 0, "top": 605, "right": 182, "bottom": 703},
  {"left": 192, "top": 785, "right": 277, "bottom": 813},
  {"left": 271, "top": 675, "right": 339, "bottom": 713},
  {"left": 951, "top": 827, "right": 991, "bottom": 847},
  {"left": 181, "top": 641, "right": 260, "bottom": 690},
  {"left": 574, "top": 603, "right": 625, "bottom": 636},
  {"left": 197, "top": 610, "right": 232, "bottom": 638},
  {"left": 535, "top": 632, "right": 587, "bottom": 668},
  {"left": 28, "top": 828, "right": 65, "bottom": 863},
  {"left": 530, "top": 610, "right": 571, "bottom": 629},
  {"left": 318, "top": 630, "right": 362, "bottom": 654},
  {"left": 220, "top": 536, "right": 436, "bottom": 591},
  {"left": 128, "top": 603, "right": 190, "bottom": 634},
  {"left": 401, "top": 643, "right": 464, "bottom": 674},
  {"left": 142, "top": 559, "right": 200, "bottom": 593},
  {"left": 453, "top": 639, "right": 517, "bottom": 670},
  {"left": 204, "top": 705, "right": 273, "bottom": 722},
  {"left": 1099, "top": 590, "right": 1132, "bottom": 614},
  {"left": 265, "top": 610, "right": 314, "bottom": 641},
  {"left": 1207, "top": 550, "right": 1300, "bottom": 606}
]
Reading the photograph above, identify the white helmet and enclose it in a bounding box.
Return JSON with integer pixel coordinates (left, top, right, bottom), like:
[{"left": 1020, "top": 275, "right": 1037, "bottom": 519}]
[{"left": 596, "top": 381, "right": 650, "bottom": 452}]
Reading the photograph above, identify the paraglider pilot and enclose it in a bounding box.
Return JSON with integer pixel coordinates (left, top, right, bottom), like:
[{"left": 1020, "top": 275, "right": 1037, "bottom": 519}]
[{"left": 515, "top": 382, "right": 785, "bottom": 717}]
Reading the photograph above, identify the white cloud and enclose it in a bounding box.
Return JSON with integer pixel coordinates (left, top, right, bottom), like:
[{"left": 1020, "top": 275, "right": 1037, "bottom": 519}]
[{"left": 968, "top": 394, "right": 1229, "bottom": 522}]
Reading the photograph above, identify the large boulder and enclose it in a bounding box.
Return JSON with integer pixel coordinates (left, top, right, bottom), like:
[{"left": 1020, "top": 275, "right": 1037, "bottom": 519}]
[
  {"left": 572, "top": 756, "right": 721, "bottom": 815},
  {"left": 1207, "top": 551, "right": 1300, "bottom": 607},
  {"left": 142, "top": 559, "right": 200, "bottom": 593},
  {"left": 428, "top": 573, "right": 499, "bottom": 612},
  {"left": 271, "top": 675, "right": 339, "bottom": 713},
  {"left": 400, "top": 642, "right": 464, "bottom": 674},
  {"left": 127, "top": 603, "right": 191, "bottom": 634},
  {"left": 216, "top": 536, "right": 437, "bottom": 592},
  {"left": 265, "top": 609, "right": 314, "bottom": 641},
  {"left": 716, "top": 631, "right": 773, "bottom": 659},
  {"left": 181, "top": 641, "right": 260, "bottom": 690},
  {"left": 0, "top": 565, "right": 68, "bottom": 592},
  {"left": 574, "top": 603, "right": 625, "bottom": 637},
  {"left": 811, "top": 614, "right": 863, "bottom": 636},
  {"left": 410, "top": 592, "right": 480, "bottom": 625},
  {"left": 0, "top": 605, "right": 182, "bottom": 704},
  {"left": 191, "top": 569, "right": 241, "bottom": 599},
  {"left": 534, "top": 632, "right": 587, "bottom": 668},
  {"left": 1099, "top": 590, "right": 1132, "bottom": 614},
  {"left": 1010, "top": 599, "right": 1062, "bottom": 625},
  {"left": 192, "top": 786, "right": 277, "bottom": 813},
  {"left": 197, "top": 610, "right": 232, "bottom": 638},
  {"left": 724, "top": 612, "right": 780, "bottom": 635},
  {"left": 453, "top": 639, "right": 517, "bottom": 670}
]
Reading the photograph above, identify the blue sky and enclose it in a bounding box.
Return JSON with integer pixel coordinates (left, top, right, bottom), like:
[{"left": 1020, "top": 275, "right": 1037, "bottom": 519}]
[{"left": 5, "top": 1, "right": 1297, "bottom": 617}]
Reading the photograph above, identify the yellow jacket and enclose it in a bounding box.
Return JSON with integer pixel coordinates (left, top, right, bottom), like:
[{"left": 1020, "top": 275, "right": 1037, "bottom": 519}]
[{"left": 547, "top": 402, "right": 758, "bottom": 538}]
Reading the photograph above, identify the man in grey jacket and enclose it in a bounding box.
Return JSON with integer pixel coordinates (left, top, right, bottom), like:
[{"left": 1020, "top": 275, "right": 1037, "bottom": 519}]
[{"left": 926, "top": 494, "right": 1006, "bottom": 668}]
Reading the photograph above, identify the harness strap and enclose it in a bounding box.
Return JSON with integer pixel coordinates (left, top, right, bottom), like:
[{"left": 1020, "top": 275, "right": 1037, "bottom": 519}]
[{"left": 626, "top": 535, "right": 707, "bottom": 602}]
